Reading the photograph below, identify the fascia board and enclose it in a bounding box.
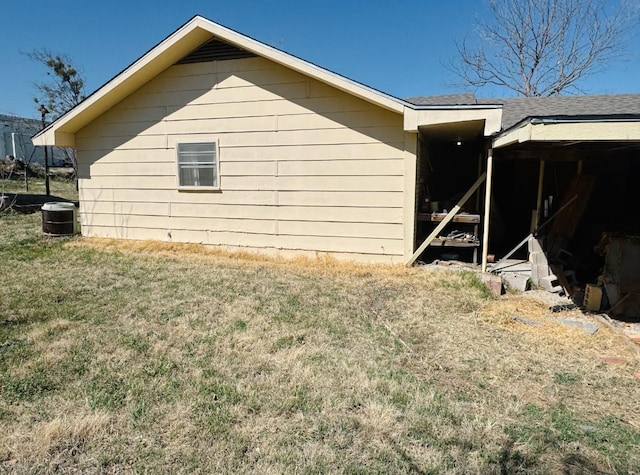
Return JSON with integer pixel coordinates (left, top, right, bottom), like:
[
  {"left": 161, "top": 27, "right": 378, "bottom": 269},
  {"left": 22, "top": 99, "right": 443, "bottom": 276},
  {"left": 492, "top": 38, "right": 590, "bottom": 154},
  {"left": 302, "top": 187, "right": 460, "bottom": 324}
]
[
  {"left": 492, "top": 123, "right": 532, "bottom": 148},
  {"left": 33, "top": 16, "right": 409, "bottom": 147},
  {"left": 492, "top": 120, "right": 640, "bottom": 148},
  {"left": 529, "top": 121, "right": 640, "bottom": 141},
  {"left": 404, "top": 107, "right": 502, "bottom": 135}
]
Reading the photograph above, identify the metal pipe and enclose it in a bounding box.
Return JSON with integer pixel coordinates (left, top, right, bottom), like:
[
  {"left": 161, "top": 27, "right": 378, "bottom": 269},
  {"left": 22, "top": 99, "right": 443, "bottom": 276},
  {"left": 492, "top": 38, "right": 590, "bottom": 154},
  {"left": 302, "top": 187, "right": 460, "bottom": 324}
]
[{"left": 11, "top": 133, "right": 17, "bottom": 160}]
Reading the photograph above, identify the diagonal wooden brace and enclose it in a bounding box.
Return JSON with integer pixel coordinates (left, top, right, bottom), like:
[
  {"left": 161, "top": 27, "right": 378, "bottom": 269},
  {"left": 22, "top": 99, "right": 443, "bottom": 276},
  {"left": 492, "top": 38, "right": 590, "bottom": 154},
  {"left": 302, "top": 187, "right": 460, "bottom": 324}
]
[{"left": 405, "top": 172, "right": 486, "bottom": 266}]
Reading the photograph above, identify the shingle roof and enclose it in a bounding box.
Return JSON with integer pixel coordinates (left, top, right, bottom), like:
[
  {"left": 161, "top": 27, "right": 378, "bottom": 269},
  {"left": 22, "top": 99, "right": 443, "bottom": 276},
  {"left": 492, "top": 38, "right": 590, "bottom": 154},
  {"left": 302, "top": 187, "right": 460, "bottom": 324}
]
[
  {"left": 404, "top": 93, "right": 478, "bottom": 106},
  {"left": 405, "top": 93, "right": 640, "bottom": 131}
]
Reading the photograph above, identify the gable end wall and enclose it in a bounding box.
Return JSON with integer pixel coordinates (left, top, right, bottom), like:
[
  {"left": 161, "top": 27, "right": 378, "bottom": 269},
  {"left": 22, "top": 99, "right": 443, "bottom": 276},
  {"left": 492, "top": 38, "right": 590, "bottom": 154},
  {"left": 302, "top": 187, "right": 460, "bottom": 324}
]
[{"left": 75, "top": 57, "right": 411, "bottom": 262}]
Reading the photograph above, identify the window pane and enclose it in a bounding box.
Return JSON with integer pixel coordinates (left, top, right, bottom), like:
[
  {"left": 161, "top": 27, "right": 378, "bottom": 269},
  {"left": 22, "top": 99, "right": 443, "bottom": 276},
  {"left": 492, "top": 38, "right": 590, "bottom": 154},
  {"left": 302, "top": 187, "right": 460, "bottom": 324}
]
[
  {"left": 179, "top": 166, "right": 197, "bottom": 187},
  {"left": 179, "top": 153, "right": 215, "bottom": 164},
  {"left": 177, "top": 142, "right": 217, "bottom": 187},
  {"left": 178, "top": 143, "right": 215, "bottom": 154}
]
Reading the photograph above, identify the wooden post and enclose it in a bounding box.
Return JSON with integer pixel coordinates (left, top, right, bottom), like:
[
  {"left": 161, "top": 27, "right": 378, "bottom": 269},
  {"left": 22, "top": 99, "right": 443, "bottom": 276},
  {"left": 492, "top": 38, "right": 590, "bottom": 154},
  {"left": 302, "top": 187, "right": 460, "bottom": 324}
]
[
  {"left": 535, "top": 160, "right": 545, "bottom": 229},
  {"left": 481, "top": 149, "right": 494, "bottom": 273},
  {"left": 475, "top": 152, "right": 482, "bottom": 211},
  {"left": 44, "top": 145, "right": 50, "bottom": 196},
  {"left": 38, "top": 105, "right": 50, "bottom": 197}
]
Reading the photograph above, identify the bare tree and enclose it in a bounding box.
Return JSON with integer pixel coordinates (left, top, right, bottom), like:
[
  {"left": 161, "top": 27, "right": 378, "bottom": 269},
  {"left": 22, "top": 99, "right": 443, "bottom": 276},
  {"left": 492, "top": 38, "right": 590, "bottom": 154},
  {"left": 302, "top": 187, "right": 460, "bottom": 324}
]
[
  {"left": 449, "top": 0, "right": 640, "bottom": 96},
  {"left": 28, "top": 49, "right": 87, "bottom": 178}
]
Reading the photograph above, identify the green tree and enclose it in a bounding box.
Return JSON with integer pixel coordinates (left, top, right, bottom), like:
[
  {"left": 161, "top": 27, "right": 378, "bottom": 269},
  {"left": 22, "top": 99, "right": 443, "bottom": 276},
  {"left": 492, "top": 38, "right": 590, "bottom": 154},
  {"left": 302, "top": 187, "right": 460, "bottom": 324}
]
[{"left": 29, "top": 49, "right": 86, "bottom": 118}]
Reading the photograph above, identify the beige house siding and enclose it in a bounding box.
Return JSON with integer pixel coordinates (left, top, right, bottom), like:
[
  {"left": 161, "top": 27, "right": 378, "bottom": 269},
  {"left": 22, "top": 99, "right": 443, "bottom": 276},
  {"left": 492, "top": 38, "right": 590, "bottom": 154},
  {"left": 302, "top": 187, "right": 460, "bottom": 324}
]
[{"left": 76, "top": 57, "right": 410, "bottom": 262}]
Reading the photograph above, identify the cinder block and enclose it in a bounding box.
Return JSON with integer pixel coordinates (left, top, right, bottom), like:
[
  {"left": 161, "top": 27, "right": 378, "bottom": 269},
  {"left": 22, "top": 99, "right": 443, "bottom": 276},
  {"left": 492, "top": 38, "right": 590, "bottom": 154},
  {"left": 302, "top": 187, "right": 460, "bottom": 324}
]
[
  {"left": 584, "top": 284, "right": 603, "bottom": 312},
  {"left": 532, "top": 263, "right": 551, "bottom": 283},
  {"left": 530, "top": 251, "right": 549, "bottom": 267},
  {"left": 478, "top": 273, "right": 503, "bottom": 297},
  {"left": 528, "top": 236, "right": 544, "bottom": 254},
  {"left": 530, "top": 251, "right": 550, "bottom": 285},
  {"left": 502, "top": 272, "right": 530, "bottom": 292}
]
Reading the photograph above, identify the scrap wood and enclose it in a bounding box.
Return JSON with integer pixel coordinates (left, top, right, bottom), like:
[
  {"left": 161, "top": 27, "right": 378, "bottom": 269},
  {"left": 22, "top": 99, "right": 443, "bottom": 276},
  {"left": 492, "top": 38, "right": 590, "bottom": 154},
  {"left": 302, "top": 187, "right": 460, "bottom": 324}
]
[
  {"left": 550, "top": 263, "right": 574, "bottom": 297},
  {"left": 382, "top": 321, "right": 414, "bottom": 353},
  {"left": 607, "top": 291, "right": 635, "bottom": 313},
  {"left": 491, "top": 195, "right": 578, "bottom": 270},
  {"left": 407, "top": 172, "right": 486, "bottom": 266},
  {"left": 618, "top": 417, "right": 640, "bottom": 429},
  {"left": 595, "top": 314, "right": 640, "bottom": 356}
]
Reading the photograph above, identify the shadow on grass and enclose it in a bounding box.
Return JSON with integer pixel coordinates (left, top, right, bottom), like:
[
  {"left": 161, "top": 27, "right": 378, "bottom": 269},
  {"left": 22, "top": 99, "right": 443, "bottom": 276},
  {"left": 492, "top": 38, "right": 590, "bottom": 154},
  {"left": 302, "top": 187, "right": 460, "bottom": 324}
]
[{"left": 1, "top": 193, "right": 78, "bottom": 214}]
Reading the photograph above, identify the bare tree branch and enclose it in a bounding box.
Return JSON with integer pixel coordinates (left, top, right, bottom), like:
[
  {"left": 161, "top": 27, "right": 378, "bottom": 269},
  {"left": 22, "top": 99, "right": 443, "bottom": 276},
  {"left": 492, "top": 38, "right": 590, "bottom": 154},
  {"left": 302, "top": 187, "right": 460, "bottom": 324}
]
[
  {"left": 27, "top": 49, "right": 87, "bottom": 179},
  {"left": 447, "top": 0, "right": 640, "bottom": 96}
]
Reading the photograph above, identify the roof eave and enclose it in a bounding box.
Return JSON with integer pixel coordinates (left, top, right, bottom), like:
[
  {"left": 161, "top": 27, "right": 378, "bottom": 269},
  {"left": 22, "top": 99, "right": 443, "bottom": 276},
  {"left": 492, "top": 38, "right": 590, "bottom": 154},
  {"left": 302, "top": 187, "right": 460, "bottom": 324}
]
[
  {"left": 404, "top": 105, "right": 503, "bottom": 136},
  {"left": 33, "top": 16, "right": 413, "bottom": 147},
  {"left": 492, "top": 116, "right": 640, "bottom": 148},
  {"left": 33, "top": 17, "right": 217, "bottom": 147}
]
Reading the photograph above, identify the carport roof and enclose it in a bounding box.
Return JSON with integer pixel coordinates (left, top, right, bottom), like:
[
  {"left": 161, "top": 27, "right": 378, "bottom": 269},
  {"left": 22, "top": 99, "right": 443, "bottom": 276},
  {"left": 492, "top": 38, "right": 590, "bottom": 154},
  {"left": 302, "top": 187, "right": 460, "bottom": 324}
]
[{"left": 405, "top": 93, "right": 640, "bottom": 131}]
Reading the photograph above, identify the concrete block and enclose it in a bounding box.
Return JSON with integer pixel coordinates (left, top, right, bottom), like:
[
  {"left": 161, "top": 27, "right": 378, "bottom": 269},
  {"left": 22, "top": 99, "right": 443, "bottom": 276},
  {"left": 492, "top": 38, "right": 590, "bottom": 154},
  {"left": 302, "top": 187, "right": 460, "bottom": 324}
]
[
  {"left": 532, "top": 264, "right": 551, "bottom": 284},
  {"left": 528, "top": 236, "right": 544, "bottom": 254},
  {"left": 555, "top": 318, "right": 599, "bottom": 335},
  {"left": 478, "top": 273, "right": 503, "bottom": 297},
  {"left": 530, "top": 251, "right": 550, "bottom": 286},
  {"left": 530, "top": 251, "right": 549, "bottom": 267},
  {"left": 502, "top": 272, "right": 530, "bottom": 292},
  {"left": 584, "top": 284, "right": 603, "bottom": 312}
]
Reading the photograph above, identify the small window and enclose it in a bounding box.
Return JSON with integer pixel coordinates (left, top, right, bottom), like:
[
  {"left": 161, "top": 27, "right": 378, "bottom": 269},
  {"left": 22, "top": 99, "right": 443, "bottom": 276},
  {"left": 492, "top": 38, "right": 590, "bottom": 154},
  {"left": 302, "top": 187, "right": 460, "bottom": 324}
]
[{"left": 176, "top": 142, "right": 219, "bottom": 189}]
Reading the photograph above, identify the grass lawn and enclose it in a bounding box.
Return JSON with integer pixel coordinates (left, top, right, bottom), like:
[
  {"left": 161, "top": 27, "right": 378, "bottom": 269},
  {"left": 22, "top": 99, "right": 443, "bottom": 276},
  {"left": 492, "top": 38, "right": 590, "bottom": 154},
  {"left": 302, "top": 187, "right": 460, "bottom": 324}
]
[
  {"left": 0, "top": 212, "right": 638, "bottom": 474},
  {"left": 1, "top": 175, "right": 78, "bottom": 203}
]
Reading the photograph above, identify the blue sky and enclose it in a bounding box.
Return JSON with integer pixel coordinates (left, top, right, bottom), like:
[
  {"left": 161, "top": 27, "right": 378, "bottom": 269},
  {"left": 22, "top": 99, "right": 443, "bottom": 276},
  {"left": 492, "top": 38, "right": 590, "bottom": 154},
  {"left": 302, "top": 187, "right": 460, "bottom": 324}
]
[{"left": 2, "top": 0, "right": 639, "bottom": 119}]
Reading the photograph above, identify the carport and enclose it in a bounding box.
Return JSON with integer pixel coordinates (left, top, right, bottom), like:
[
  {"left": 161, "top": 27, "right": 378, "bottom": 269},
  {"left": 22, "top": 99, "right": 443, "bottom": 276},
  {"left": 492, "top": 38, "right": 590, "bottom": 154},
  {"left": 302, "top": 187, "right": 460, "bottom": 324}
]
[{"left": 483, "top": 113, "right": 640, "bottom": 318}]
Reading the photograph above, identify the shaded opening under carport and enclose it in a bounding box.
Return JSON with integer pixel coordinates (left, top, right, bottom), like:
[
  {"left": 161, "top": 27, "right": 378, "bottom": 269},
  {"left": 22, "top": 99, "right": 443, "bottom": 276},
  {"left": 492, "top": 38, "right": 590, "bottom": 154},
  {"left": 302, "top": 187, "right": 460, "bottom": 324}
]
[
  {"left": 489, "top": 139, "right": 640, "bottom": 320},
  {"left": 414, "top": 120, "right": 487, "bottom": 264}
]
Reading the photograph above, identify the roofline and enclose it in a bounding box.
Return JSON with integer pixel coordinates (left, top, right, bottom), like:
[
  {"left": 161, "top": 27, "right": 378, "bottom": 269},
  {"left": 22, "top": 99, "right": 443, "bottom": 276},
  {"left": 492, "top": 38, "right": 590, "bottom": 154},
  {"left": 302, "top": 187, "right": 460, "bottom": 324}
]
[
  {"left": 189, "top": 17, "right": 412, "bottom": 112},
  {"left": 33, "top": 15, "right": 214, "bottom": 145},
  {"left": 493, "top": 115, "right": 640, "bottom": 148},
  {"left": 529, "top": 115, "right": 640, "bottom": 124},
  {"left": 34, "top": 15, "right": 427, "bottom": 146},
  {"left": 410, "top": 103, "right": 503, "bottom": 110}
]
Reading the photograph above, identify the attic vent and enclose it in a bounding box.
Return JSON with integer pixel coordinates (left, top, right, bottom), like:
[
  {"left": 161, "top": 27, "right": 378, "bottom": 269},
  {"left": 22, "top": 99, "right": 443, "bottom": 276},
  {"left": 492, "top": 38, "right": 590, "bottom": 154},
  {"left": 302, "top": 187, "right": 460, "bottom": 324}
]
[{"left": 176, "top": 38, "right": 257, "bottom": 64}]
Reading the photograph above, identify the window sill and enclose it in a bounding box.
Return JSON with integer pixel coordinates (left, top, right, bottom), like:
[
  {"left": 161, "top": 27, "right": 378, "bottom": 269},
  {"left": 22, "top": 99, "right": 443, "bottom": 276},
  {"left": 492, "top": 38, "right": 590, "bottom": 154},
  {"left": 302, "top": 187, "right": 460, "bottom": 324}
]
[{"left": 177, "top": 186, "right": 222, "bottom": 193}]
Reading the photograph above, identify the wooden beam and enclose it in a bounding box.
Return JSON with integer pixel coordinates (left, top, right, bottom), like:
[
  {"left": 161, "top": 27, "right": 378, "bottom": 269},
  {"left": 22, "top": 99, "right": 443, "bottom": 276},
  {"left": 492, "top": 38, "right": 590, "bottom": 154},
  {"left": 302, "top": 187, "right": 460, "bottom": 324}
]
[
  {"left": 406, "top": 172, "right": 486, "bottom": 266},
  {"left": 535, "top": 160, "right": 545, "bottom": 229},
  {"left": 481, "top": 150, "right": 494, "bottom": 272},
  {"left": 493, "top": 233, "right": 533, "bottom": 268}
]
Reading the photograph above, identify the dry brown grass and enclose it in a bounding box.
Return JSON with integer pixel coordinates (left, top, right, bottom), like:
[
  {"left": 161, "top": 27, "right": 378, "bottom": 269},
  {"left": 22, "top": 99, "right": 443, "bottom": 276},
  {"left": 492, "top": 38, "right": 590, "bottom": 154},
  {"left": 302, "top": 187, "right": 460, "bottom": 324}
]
[
  {"left": 65, "top": 236, "right": 417, "bottom": 279},
  {"left": 1, "top": 213, "right": 639, "bottom": 474}
]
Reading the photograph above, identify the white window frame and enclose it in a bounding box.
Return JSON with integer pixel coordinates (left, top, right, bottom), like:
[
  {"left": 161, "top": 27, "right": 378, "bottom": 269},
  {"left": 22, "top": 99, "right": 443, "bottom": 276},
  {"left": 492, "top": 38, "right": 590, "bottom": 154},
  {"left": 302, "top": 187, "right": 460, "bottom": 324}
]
[{"left": 176, "top": 141, "right": 220, "bottom": 191}]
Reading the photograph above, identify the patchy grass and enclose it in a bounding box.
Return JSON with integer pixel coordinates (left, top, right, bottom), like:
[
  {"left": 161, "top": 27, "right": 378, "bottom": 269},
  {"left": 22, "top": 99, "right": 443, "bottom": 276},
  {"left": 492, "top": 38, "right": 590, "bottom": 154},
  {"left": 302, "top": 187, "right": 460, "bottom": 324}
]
[
  {"left": 1, "top": 176, "right": 78, "bottom": 202},
  {"left": 0, "top": 213, "right": 639, "bottom": 474}
]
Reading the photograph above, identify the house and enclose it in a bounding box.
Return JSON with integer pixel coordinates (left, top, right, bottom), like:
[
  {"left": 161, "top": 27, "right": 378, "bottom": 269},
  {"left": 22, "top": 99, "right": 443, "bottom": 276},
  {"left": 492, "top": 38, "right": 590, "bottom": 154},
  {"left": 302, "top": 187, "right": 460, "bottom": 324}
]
[
  {"left": 32, "top": 16, "right": 640, "bottom": 289},
  {"left": 32, "top": 15, "right": 501, "bottom": 264}
]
